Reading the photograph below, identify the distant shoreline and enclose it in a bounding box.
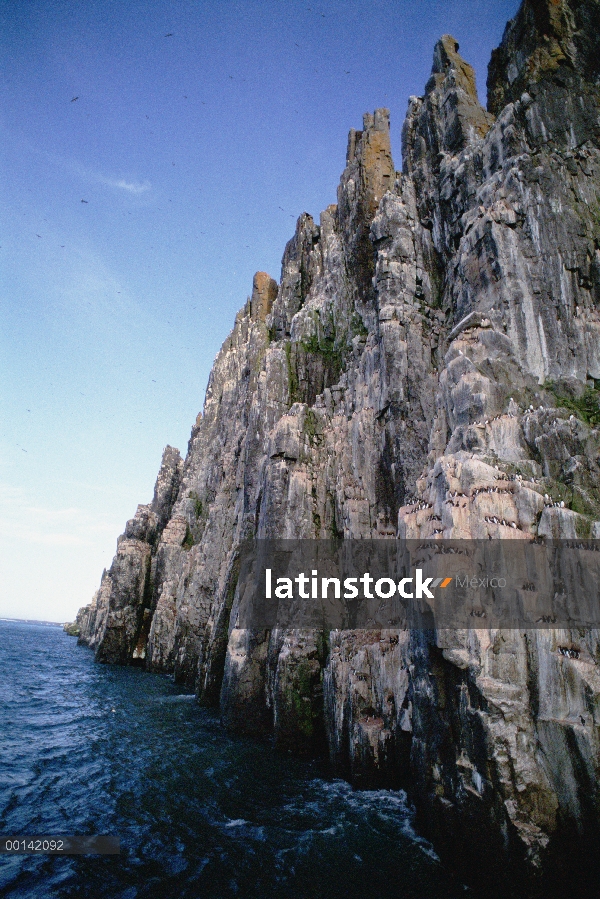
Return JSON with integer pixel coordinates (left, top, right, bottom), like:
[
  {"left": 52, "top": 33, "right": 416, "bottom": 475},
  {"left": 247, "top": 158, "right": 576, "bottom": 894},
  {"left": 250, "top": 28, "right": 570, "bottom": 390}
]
[{"left": 0, "top": 618, "right": 64, "bottom": 627}]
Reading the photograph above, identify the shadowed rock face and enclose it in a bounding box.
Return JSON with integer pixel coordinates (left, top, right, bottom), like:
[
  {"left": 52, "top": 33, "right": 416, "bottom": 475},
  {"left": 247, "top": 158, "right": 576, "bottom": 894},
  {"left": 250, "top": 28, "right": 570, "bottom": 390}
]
[
  {"left": 75, "top": 1, "right": 600, "bottom": 893},
  {"left": 488, "top": 0, "right": 600, "bottom": 117}
]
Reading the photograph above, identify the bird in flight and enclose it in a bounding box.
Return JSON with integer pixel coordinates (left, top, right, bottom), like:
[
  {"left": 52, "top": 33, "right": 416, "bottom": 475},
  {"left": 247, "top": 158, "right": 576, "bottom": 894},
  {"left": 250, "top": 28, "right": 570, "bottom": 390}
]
[
  {"left": 81, "top": 199, "right": 88, "bottom": 203},
  {"left": 165, "top": 33, "right": 173, "bottom": 37},
  {"left": 71, "top": 96, "right": 79, "bottom": 102}
]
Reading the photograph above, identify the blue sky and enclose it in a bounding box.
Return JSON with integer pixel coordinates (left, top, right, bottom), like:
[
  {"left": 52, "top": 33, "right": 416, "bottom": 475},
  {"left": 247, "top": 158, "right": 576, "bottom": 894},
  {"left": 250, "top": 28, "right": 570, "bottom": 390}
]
[{"left": 0, "top": 0, "right": 520, "bottom": 622}]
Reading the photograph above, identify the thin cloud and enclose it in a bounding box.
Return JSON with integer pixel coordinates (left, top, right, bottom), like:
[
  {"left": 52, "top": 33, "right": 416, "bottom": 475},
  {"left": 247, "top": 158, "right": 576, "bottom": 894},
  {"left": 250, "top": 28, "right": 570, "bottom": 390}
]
[
  {"left": 74, "top": 159, "right": 152, "bottom": 194},
  {"left": 5, "top": 137, "right": 153, "bottom": 197},
  {"left": 99, "top": 176, "right": 151, "bottom": 194}
]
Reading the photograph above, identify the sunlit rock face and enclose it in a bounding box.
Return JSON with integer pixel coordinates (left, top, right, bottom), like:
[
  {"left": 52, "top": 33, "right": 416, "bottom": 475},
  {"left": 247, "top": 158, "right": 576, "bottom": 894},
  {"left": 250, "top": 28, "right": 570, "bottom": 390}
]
[{"left": 75, "top": 1, "right": 600, "bottom": 892}]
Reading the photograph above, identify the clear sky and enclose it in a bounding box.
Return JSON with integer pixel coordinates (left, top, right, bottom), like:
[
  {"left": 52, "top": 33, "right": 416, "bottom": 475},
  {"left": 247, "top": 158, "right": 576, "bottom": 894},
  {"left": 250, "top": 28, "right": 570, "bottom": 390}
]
[{"left": 1, "top": 0, "right": 520, "bottom": 622}]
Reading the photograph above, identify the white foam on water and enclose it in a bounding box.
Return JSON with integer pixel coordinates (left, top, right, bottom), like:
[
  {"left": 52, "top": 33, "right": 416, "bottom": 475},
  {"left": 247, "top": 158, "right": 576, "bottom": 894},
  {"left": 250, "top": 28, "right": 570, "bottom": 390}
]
[
  {"left": 303, "top": 778, "right": 440, "bottom": 862},
  {"left": 224, "top": 818, "right": 247, "bottom": 827}
]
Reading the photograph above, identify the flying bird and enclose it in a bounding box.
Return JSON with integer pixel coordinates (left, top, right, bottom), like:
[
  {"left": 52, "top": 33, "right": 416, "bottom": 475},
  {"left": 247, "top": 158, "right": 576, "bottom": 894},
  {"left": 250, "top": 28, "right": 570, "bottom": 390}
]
[
  {"left": 71, "top": 96, "right": 79, "bottom": 102},
  {"left": 81, "top": 199, "right": 88, "bottom": 203},
  {"left": 165, "top": 33, "right": 173, "bottom": 37}
]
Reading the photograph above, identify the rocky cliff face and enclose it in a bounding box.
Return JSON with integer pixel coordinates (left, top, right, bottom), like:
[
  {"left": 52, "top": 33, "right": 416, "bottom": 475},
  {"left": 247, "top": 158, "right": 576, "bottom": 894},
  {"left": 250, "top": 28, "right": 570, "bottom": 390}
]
[{"left": 75, "top": 1, "right": 600, "bottom": 893}]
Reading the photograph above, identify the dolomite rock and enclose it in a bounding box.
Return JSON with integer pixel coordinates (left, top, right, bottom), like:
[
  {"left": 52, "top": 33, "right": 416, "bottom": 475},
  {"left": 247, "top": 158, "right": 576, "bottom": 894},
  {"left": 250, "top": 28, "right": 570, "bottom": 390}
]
[
  {"left": 76, "top": 1, "right": 600, "bottom": 893},
  {"left": 324, "top": 629, "right": 411, "bottom": 788},
  {"left": 487, "top": 0, "right": 600, "bottom": 117},
  {"left": 78, "top": 445, "right": 182, "bottom": 663}
]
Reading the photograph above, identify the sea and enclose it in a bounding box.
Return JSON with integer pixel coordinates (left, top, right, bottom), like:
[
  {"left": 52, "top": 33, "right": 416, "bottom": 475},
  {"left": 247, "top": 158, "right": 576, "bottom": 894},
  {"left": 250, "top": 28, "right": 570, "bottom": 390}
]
[{"left": 0, "top": 619, "right": 466, "bottom": 899}]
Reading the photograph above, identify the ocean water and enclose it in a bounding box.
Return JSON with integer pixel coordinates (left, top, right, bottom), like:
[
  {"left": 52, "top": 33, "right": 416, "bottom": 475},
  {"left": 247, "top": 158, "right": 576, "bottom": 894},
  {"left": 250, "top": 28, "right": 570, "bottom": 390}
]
[{"left": 0, "top": 620, "right": 465, "bottom": 899}]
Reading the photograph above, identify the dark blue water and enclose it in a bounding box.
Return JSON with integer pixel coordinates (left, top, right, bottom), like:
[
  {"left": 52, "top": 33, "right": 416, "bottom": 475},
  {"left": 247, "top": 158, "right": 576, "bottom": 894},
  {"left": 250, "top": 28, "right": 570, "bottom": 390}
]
[{"left": 0, "top": 620, "right": 465, "bottom": 899}]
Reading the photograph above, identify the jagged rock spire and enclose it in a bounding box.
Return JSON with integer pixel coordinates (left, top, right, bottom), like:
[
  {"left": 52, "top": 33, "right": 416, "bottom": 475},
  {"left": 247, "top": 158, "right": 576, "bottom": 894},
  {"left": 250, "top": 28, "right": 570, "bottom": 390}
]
[
  {"left": 403, "top": 34, "right": 494, "bottom": 176},
  {"left": 249, "top": 271, "right": 278, "bottom": 321},
  {"left": 344, "top": 108, "right": 394, "bottom": 216},
  {"left": 151, "top": 445, "right": 183, "bottom": 531},
  {"left": 338, "top": 107, "right": 395, "bottom": 303}
]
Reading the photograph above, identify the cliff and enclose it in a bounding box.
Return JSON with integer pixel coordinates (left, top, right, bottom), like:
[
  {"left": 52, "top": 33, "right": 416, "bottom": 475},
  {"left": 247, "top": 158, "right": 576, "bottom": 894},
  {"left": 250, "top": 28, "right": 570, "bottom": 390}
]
[{"left": 74, "top": 1, "right": 600, "bottom": 894}]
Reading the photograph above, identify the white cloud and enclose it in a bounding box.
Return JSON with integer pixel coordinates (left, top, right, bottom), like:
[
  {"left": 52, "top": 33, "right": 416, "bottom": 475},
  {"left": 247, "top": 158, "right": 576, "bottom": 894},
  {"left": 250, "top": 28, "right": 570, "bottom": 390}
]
[
  {"left": 98, "top": 176, "right": 151, "bottom": 194},
  {"left": 3, "top": 124, "right": 153, "bottom": 209}
]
